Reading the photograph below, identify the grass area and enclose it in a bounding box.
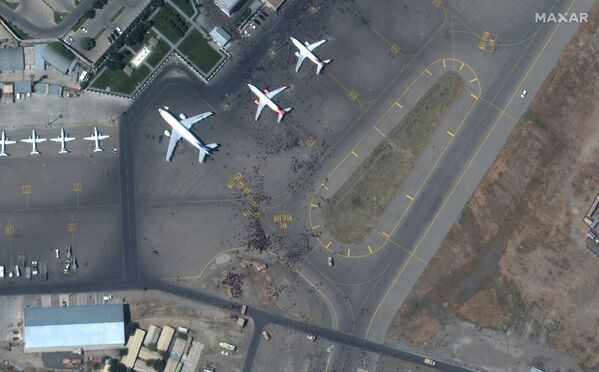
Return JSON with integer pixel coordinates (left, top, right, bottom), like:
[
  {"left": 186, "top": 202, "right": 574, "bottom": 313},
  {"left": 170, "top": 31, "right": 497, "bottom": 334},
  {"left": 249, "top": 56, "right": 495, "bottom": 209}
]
[
  {"left": 178, "top": 29, "right": 222, "bottom": 74},
  {"left": 49, "top": 41, "right": 75, "bottom": 59},
  {"left": 110, "top": 5, "right": 126, "bottom": 22},
  {"left": 322, "top": 72, "right": 464, "bottom": 244},
  {"left": 147, "top": 39, "right": 171, "bottom": 66},
  {"left": 9, "top": 21, "right": 29, "bottom": 39},
  {"left": 171, "top": 0, "right": 194, "bottom": 16},
  {"left": 151, "top": 3, "right": 189, "bottom": 43},
  {"left": 234, "top": 8, "right": 252, "bottom": 28},
  {"left": 91, "top": 65, "right": 151, "bottom": 95},
  {"left": 54, "top": 10, "right": 70, "bottom": 24},
  {"left": 129, "top": 30, "right": 156, "bottom": 52},
  {"left": 93, "top": 27, "right": 105, "bottom": 40},
  {"left": 0, "top": 0, "right": 19, "bottom": 10}
]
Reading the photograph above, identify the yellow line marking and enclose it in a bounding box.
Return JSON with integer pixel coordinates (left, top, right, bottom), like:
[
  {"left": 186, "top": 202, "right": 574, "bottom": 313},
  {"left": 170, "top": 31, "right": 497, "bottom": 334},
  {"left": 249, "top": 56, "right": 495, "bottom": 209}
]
[
  {"left": 424, "top": 68, "right": 432, "bottom": 76},
  {"left": 469, "top": 77, "right": 478, "bottom": 83},
  {"left": 381, "top": 231, "right": 390, "bottom": 238},
  {"left": 374, "top": 126, "right": 386, "bottom": 137},
  {"left": 325, "top": 241, "right": 332, "bottom": 249},
  {"left": 368, "top": 246, "right": 373, "bottom": 254},
  {"left": 296, "top": 270, "right": 339, "bottom": 330},
  {"left": 459, "top": 62, "right": 465, "bottom": 71},
  {"left": 447, "top": 130, "right": 455, "bottom": 137},
  {"left": 470, "top": 93, "right": 479, "bottom": 100},
  {"left": 366, "top": 0, "right": 574, "bottom": 335},
  {"left": 406, "top": 194, "right": 414, "bottom": 201},
  {"left": 311, "top": 203, "right": 319, "bottom": 208},
  {"left": 347, "top": 249, "right": 351, "bottom": 257},
  {"left": 312, "top": 224, "right": 321, "bottom": 230},
  {"left": 351, "top": 149, "right": 358, "bottom": 157},
  {"left": 442, "top": 59, "right": 446, "bottom": 68},
  {"left": 394, "top": 100, "right": 402, "bottom": 108}
]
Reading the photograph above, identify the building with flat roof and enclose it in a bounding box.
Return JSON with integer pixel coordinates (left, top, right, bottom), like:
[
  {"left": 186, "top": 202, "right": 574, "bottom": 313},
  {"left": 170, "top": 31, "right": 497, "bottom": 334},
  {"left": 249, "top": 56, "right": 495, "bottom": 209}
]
[
  {"left": 24, "top": 304, "right": 125, "bottom": 352},
  {"left": 264, "top": 0, "right": 286, "bottom": 11},
  {"left": 121, "top": 328, "right": 146, "bottom": 368},
  {"left": 144, "top": 325, "right": 161, "bottom": 346},
  {"left": 0, "top": 47, "right": 24, "bottom": 71},
  {"left": 213, "top": 0, "right": 245, "bottom": 16},
  {"left": 157, "top": 326, "right": 175, "bottom": 351},
  {"left": 42, "top": 44, "right": 75, "bottom": 74},
  {"left": 14, "top": 80, "right": 31, "bottom": 94},
  {"left": 210, "top": 26, "right": 231, "bottom": 47}
]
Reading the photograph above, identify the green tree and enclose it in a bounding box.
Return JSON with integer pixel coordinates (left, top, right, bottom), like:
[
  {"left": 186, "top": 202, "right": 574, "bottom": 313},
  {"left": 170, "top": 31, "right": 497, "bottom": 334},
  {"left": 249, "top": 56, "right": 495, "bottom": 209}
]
[
  {"left": 85, "top": 8, "right": 96, "bottom": 19},
  {"left": 80, "top": 37, "right": 96, "bottom": 50}
]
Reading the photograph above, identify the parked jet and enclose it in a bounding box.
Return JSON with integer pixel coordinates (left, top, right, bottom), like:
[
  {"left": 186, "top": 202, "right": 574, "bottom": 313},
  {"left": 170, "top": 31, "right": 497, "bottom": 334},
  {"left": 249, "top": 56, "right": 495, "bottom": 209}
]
[
  {"left": 50, "top": 128, "right": 76, "bottom": 154},
  {"left": 84, "top": 127, "right": 110, "bottom": 152},
  {"left": 290, "top": 36, "right": 331, "bottom": 74},
  {"left": 248, "top": 83, "right": 291, "bottom": 123},
  {"left": 21, "top": 129, "right": 47, "bottom": 155},
  {"left": 0, "top": 131, "right": 16, "bottom": 156},
  {"left": 158, "top": 106, "right": 218, "bottom": 163}
]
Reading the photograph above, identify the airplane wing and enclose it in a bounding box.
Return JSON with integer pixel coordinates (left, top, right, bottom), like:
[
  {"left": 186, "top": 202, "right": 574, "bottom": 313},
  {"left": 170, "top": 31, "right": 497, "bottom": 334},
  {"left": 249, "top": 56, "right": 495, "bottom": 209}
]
[
  {"left": 255, "top": 101, "right": 266, "bottom": 121},
  {"left": 21, "top": 139, "right": 34, "bottom": 143},
  {"left": 180, "top": 112, "right": 213, "bottom": 129},
  {"left": 49, "top": 137, "right": 62, "bottom": 142},
  {"left": 165, "top": 131, "right": 182, "bottom": 161},
  {"left": 307, "top": 39, "right": 326, "bottom": 51},
  {"left": 5, "top": 140, "right": 16, "bottom": 144},
  {"left": 98, "top": 135, "right": 110, "bottom": 140},
  {"left": 266, "top": 86, "right": 287, "bottom": 99},
  {"left": 295, "top": 53, "right": 306, "bottom": 72},
  {"left": 199, "top": 149, "right": 208, "bottom": 163},
  {"left": 83, "top": 136, "right": 95, "bottom": 141}
]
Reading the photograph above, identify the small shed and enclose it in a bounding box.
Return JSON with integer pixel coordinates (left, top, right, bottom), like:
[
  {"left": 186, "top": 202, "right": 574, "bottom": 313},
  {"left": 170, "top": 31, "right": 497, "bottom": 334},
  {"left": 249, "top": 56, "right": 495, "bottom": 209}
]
[{"left": 210, "top": 26, "right": 231, "bottom": 47}]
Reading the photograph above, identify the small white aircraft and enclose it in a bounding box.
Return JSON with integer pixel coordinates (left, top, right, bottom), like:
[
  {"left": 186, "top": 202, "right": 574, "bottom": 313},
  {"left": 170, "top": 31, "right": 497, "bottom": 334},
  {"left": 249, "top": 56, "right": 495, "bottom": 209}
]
[
  {"left": 84, "top": 127, "right": 110, "bottom": 152},
  {"left": 158, "top": 106, "right": 218, "bottom": 163},
  {"left": 290, "top": 36, "right": 331, "bottom": 74},
  {"left": 50, "top": 128, "right": 76, "bottom": 154},
  {"left": 0, "top": 131, "right": 16, "bottom": 156},
  {"left": 248, "top": 83, "right": 291, "bottom": 123},
  {"left": 21, "top": 129, "right": 47, "bottom": 155}
]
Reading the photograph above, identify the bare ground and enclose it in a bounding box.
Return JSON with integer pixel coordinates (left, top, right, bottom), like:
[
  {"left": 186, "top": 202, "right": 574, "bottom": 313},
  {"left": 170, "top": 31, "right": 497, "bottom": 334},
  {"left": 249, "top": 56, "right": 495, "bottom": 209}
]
[
  {"left": 388, "top": 3, "right": 599, "bottom": 369},
  {"left": 323, "top": 72, "right": 464, "bottom": 244}
]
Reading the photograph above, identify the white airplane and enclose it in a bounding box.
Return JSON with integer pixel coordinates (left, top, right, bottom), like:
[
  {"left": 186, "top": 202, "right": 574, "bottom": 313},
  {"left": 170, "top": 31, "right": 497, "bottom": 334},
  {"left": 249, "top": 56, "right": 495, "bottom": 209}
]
[
  {"left": 0, "top": 131, "right": 16, "bottom": 157},
  {"left": 290, "top": 36, "right": 331, "bottom": 74},
  {"left": 248, "top": 83, "right": 291, "bottom": 123},
  {"left": 158, "top": 106, "right": 218, "bottom": 163},
  {"left": 50, "top": 128, "right": 76, "bottom": 154},
  {"left": 21, "top": 129, "right": 47, "bottom": 155},
  {"left": 84, "top": 127, "right": 110, "bottom": 152}
]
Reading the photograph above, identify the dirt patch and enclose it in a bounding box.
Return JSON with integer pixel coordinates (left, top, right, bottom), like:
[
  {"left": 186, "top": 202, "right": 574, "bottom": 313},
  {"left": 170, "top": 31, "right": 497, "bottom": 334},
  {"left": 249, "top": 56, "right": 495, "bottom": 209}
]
[
  {"left": 323, "top": 72, "right": 464, "bottom": 244},
  {"left": 389, "top": 4, "right": 599, "bottom": 368}
]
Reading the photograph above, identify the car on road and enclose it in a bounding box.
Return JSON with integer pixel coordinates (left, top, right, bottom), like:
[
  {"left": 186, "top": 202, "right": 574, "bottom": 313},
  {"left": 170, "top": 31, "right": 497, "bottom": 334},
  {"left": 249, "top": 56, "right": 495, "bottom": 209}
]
[
  {"left": 81, "top": 27, "right": 88, "bottom": 33},
  {"left": 0, "top": 265, "right": 4, "bottom": 278},
  {"left": 520, "top": 89, "right": 528, "bottom": 98},
  {"left": 262, "top": 330, "right": 271, "bottom": 340},
  {"left": 424, "top": 358, "right": 436, "bottom": 366}
]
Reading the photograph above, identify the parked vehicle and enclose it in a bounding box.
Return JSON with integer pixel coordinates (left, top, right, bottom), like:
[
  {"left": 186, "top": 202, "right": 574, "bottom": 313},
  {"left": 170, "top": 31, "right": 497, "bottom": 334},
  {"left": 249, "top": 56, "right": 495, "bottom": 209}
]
[
  {"left": 0, "top": 265, "right": 4, "bottom": 278},
  {"left": 55, "top": 248, "right": 60, "bottom": 259},
  {"left": 31, "top": 261, "right": 38, "bottom": 276},
  {"left": 262, "top": 331, "right": 271, "bottom": 341},
  {"left": 115, "top": 27, "right": 123, "bottom": 35},
  {"left": 81, "top": 27, "right": 88, "bottom": 33}
]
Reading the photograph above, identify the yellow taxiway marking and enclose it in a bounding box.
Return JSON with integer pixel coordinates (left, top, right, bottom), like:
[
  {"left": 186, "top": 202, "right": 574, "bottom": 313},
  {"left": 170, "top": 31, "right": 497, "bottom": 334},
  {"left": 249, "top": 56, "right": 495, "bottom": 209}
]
[
  {"left": 4, "top": 224, "right": 15, "bottom": 237},
  {"left": 312, "top": 224, "right": 321, "bottom": 230},
  {"left": 381, "top": 231, "right": 390, "bottom": 238},
  {"left": 374, "top": 126, "right": 386, "bottom": 137},
  {"left": 67, "top": 222, "right": 77, "bottom": 232},
  {"left": 470, "top": 93, "right": 479, "bottom": 100},
  {"left": 72, "top": 182, "right": 82, "bottom": 193},
  {"left": 432, "top": 0, "right": 443, "bottom": 7},
  {"left": 348, "top": 90, "right": 359, "bottom": 101},
  {"left": 347, "top": 249, "right": 351, "bottom": 257},
  {"left": 447, "top": 130, "right": 455, "bottom": 137},
  {"left": 394, "top": 100, "right": 402, "bottom": 108},
  {"left": 21, "top": 184, "right": 31, "bottom": 195},
  {"left": 406, "top": 194, "right": 414, "bottom": 201},
  {"left": 351, "top": 149, "right": 358, "bottom": 157},
  {"left": 469, "top": 77, "right": 478, "bottom": 83},
  {"left": 459, "top": 62, "right": 465, "bottom": 71},
  {"left": 442, "top": 59, "right": 446, "bottom": 68},
  {"left": 325, "top": 241, "right": 332, "bottom": 249},
  {"left": 424, "top": 68, "right": 432, "bottom": 76},
  {"left": 368, "top": 246, "right": 373, "bottom": 254},
  {"left": 390, "top": 43, "right": 401, "bottom": 55}
]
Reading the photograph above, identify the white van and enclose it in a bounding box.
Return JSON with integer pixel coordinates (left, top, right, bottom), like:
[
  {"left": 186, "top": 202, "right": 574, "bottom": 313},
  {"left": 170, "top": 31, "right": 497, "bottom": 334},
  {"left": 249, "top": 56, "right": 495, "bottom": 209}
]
[
  {"left": 14, "top": 265, "right": 20, "bottom": 278},
  {"left": 0, "top": 265, "right": 4, "bottom": 278}
]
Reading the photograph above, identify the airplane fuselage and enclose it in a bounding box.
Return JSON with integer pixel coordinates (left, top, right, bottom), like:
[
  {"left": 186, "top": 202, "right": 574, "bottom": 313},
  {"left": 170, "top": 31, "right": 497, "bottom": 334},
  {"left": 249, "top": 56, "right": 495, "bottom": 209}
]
[
  {"left": 291, "top": 37, "right": 323, "bottom": 66},
  {"left": 158, "top": 109, "right": 210, "bottom": 152},
  {"left": 248, "top": 84, "right": 284, "bottom": 114}
]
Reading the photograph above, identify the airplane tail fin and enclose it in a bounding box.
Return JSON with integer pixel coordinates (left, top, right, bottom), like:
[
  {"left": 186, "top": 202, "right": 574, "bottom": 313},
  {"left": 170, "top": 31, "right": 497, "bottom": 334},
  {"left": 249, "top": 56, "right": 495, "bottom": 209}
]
[
  {"left": 59, "top": 149, "right": 69, "bottom": 154},
  {"left": 206, "top": 143, "right": 219, "bottom": 150},
  {"left": 93, "top": 148, "right": 104, "bottom": 152},
  {"left": 317, "top": 59, "right": 332, "bottom": 74},
  {"left": 278, "top": 108, "right": 292, "bottom": 123}
]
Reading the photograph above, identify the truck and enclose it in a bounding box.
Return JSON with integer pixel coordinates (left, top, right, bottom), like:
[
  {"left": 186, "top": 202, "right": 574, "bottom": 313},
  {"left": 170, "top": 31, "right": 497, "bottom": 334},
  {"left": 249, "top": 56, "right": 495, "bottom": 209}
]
[
  {"left": 219, "top": 342, "right": 236, "bottom": 351},
  {"left": 0, "top": 265, "right": 4, "bottom": 278},
  {"left": 24, "top": 266, "right": 31, "bottom": 280}
]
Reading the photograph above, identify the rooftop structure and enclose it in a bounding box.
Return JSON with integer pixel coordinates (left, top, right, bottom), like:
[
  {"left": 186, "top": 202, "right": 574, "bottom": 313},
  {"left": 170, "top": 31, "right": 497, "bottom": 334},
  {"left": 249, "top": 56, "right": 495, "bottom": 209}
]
[
  {"left": 0, "top": 47, "right": 24, "bottom": 71},
  {"left": 42, "top": 44, "right": 75, "bottom": 74},
  {"left": 14, "top": 80, "right": 31, "bottom": 94},
  {"left": 131, "top": 46, "right": 152, "bottom": 68},
  {"left": 213, "top": 0, "right": 245, "bottom": 16},
  {"left": 24, "top": 304, "right": 125, "bottom": 352},
  {"left": 164, "top": 337, "right": 186, "bottom": 372},
  {"left": 157, "top": 325, "right": 175, "bottom": 351},
  {"left": 144, "top": 324, "right": 162, "bottom": 346},
  {"left": 264, "top": 0, "right": 286, "bottom": 11},
  {"left": 210, "top": 27, "right": 231, "bottom": 47},
  {"left": 121, "top": 328, "right": 146, "bottom": 368}
]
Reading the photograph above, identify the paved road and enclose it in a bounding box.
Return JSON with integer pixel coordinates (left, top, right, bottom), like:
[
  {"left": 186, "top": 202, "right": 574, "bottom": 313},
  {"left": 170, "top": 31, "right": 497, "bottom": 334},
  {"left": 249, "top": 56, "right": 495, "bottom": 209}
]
[{"left": 0, "top": 0, "right": 96, "bottom": 39}]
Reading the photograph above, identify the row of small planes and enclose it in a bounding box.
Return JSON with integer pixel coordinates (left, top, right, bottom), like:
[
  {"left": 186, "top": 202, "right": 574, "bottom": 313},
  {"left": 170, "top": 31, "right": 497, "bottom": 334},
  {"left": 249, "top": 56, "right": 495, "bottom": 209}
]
[
  {"left": 0, "top": 127, "right": 109, "bottom": 156},
  {"left": 161, "top": 36, "right": 331, "bottom": 163}
]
